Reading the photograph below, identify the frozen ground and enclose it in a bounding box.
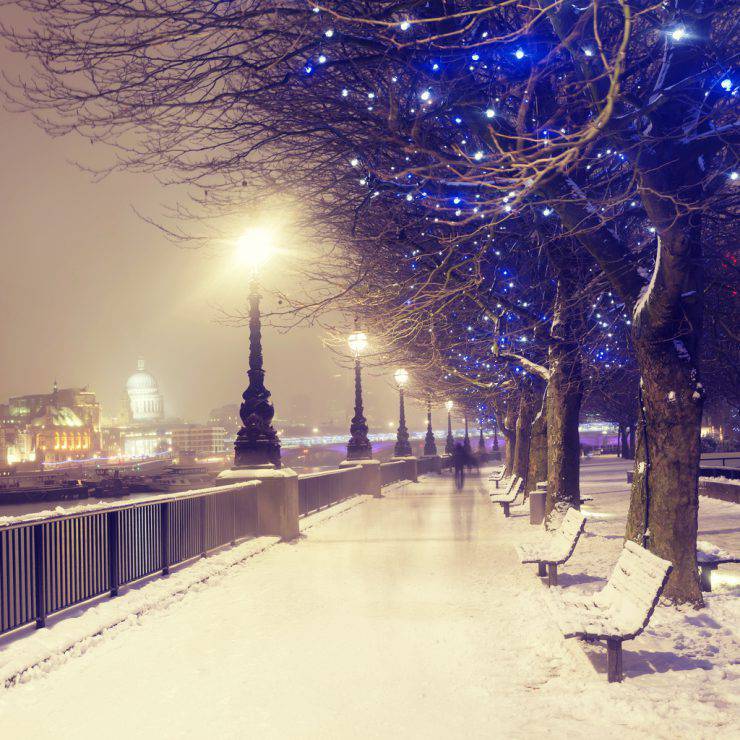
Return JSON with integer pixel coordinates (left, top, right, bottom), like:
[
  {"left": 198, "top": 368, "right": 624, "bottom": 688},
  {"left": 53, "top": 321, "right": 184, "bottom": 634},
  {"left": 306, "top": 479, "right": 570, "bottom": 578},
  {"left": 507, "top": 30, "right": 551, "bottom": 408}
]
[{"left": 0, "top": 458, "right": 737, "bottom": 739}]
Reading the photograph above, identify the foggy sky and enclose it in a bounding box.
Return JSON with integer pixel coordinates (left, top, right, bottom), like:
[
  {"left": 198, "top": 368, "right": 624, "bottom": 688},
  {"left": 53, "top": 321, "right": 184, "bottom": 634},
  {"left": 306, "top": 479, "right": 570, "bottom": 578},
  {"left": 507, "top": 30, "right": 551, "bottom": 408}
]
[{"left": 0, "top": 52, "right": 438, "bottom": 435}]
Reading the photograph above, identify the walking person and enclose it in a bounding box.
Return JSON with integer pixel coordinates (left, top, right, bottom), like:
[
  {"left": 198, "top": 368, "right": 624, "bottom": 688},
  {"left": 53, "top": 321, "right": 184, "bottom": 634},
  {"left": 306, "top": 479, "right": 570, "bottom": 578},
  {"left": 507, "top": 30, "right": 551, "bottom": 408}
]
[{"left": 452, "top": 441, "right": 466, "bottom": 490}]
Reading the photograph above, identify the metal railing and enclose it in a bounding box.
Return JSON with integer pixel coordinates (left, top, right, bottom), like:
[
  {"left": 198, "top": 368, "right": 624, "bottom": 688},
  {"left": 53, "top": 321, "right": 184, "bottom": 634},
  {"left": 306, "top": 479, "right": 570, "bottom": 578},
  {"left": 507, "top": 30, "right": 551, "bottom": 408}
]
[
  {"left": 297, "top": 466, "right": 364, "bottom": 517},
  {"left": 701, "top": 453, "right": 740, "bottom": 469},
  {"left": 416, "top": 457, "right": 438, "bottom": 475},
  {"left": 380, "top": 460, "right": 408, "bottom": 486},
  {"left": 0, "top": 481, "right": 260, "bottom": 637}
]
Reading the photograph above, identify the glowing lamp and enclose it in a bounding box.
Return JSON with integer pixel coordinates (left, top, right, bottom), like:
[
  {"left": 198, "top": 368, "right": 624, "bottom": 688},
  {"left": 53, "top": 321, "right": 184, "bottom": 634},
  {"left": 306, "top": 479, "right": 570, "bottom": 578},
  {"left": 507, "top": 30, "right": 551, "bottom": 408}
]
[
  {"left": 445, "top": 400, "right": 454, "bottom": 412},
  {"left": 348, "top": 331, "right": 368, "bottom": 356},
  {"left": 394, "top": 368, "right": 409, "bottom": 387},
  {"left": 235, "top": 226, "right": 276, "bottom": 272}
]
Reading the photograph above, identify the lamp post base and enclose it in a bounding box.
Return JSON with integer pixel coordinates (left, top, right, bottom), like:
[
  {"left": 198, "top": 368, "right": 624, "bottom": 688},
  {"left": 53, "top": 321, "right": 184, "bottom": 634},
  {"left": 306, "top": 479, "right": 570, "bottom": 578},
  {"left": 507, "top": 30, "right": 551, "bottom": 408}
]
[
  {"left": 217, "top": 466, "right": 299, "bottom": 540},
  {"left": 339, "top": 459, "right": 381, "bottom": 497}
]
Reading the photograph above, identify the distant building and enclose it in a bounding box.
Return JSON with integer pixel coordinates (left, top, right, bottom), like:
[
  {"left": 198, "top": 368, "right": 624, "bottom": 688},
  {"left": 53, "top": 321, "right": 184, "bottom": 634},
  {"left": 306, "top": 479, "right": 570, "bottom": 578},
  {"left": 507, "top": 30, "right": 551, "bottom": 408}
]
[
  {"left": 6, "top": 382, "right": 102, "bottom": 463},
  {"left": 121, "top": 427, "right": 172, "bottom": 459},
  {"left": 125, "top": 359, "right": 164, "bottom": 424},
  {"left": 171, "top": 425, "right": 226, "bottom": 458},
  {"left": 209, "top": 404, "right": 240, "bottom": 437}
]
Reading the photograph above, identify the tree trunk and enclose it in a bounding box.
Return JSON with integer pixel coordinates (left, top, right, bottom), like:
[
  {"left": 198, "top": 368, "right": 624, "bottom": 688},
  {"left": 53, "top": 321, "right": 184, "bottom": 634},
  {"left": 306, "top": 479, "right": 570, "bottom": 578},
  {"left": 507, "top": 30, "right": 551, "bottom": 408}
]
[
  {"left": 626, "top": 209, "right": 704, "bottom": 603},
  {"left": 526, "top": 393, "right": 548, "bottom": 499},
  {"left": 626, "top": 341, "right": 704, "bottom": 604},
  {"left": 513, "top": 390, "right": 536, "bottom": 484},
  {"left": 545, "top": 278, "right": 584, "bottom": 518},
  {"left": 502, "top": 404, "right": 517, "bottom": 477},
  {"left": 627, "top": 424, "right": 636, "bottom": 460}
]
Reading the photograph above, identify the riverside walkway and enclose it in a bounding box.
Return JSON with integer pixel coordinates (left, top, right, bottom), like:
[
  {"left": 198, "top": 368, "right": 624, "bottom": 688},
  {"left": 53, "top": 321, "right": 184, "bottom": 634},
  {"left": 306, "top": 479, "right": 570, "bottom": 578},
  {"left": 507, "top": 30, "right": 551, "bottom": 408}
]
[{"left": 0, "top": 461, "right": 737, "bottom": 739}]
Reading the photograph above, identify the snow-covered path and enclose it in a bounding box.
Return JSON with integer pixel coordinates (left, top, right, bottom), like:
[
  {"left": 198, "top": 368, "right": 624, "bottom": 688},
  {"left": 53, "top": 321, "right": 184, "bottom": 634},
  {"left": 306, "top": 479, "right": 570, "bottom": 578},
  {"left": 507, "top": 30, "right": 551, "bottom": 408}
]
[{"left": 0, "top": 461, "right": 737, "bottom": 739}]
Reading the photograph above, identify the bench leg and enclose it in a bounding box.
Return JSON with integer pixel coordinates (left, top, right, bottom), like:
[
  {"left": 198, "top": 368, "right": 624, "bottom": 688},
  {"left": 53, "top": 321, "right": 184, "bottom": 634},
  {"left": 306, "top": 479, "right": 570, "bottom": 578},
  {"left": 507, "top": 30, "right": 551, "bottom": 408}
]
[
  {"left": 547, "top": 563, "right": 558, "bottom": 587},
  {"left": 502, "top": 502, "right": 510, "bottom": 517},
  {"left": 537, "top": 562, "right": 547, "bottom": 578},
  {"left": 495, "top": 479, "right": 499, "bottom": 489},
  {"left": 699, "top": 564, "right": 714, "bottom": 592},
  {"left": 607, "top": 638, "right": 623, "bottom": 683}
]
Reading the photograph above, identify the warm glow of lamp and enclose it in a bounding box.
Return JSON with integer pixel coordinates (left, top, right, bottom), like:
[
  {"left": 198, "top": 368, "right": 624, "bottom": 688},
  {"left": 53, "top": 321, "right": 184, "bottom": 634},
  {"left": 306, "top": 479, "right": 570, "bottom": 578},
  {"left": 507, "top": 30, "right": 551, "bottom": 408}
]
[
  {"left": 394, "top": 368, "right": 409, "bottom": 387},
  {"left": 445, "top": 400, "right": 454, "bottom": 412},
  {"left": 348, "top": 331, "right": 368, "bottom": 356},
  {"left": 235, "top": 226, "right": 276, "bottom": 272}
]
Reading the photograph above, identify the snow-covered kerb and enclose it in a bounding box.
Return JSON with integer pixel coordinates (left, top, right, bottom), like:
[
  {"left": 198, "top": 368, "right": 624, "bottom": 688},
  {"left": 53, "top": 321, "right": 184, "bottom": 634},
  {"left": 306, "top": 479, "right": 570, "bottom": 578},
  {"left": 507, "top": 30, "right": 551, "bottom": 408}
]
[{"left": 0, "top": 480, "right": 261, "bottom": 530}]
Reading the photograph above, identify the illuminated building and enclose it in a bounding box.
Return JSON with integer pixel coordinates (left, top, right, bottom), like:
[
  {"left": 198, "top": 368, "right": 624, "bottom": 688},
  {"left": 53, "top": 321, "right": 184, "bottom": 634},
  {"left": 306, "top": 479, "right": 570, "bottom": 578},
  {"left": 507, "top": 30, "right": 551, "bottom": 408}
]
[
  {"left": 6, "top": 383, "right": 102, "bottom": 463},
  {"left": 125, "top": 359, "right": 164, "bottom": 423},
  {"left": 209, "top": 404, "right": 240, "bottom": 436}
]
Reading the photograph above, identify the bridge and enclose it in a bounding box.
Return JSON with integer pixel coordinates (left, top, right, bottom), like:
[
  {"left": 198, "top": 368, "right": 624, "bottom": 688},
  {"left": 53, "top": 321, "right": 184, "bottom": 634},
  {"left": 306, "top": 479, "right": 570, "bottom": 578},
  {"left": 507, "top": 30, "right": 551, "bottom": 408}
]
[{"left": 0, "top": 458, "right": 736, "bottom": 738}]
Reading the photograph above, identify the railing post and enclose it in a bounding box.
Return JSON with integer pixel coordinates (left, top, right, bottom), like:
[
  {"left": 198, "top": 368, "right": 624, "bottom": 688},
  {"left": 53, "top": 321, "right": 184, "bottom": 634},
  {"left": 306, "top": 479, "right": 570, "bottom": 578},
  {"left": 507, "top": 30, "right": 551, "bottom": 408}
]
[
  {"left": 231, "top": 491, "right": 238, "bottom": 546},
  {"left": 161, "top": 502, "right": 170, "bottom": 575},
  {"left": 107, "top": 511, "right": 120, "bottom": 597},
  {"left": 200, "top": 496, "right": 206, "bottom": 557},
  {"left": 33, "top": 524, "right": 47, "bottom": 628}
]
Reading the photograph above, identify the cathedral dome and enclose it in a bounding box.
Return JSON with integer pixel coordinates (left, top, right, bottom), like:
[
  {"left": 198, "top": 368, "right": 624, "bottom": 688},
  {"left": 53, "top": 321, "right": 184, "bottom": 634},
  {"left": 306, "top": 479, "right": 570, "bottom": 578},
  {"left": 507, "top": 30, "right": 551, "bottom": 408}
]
[
  {"left": 126, "top": 360, "right": 158, "bottom": 395},
  {"left": 125, "top": 359, "right": 164, "bottom": 423}
]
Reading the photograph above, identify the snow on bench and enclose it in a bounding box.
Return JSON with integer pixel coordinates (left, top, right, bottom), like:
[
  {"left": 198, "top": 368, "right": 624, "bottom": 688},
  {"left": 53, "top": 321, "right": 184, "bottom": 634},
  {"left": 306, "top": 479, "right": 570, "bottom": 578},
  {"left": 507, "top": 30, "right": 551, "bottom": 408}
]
[
  {"left": 549, "top": 540, "right": 672, "bottom": 682},
  {"left": 515, "top": 508, "right": 587, "bottom": 586},
  {"left": 488, "top": 466, "right": 506, "bottom": 488},
  {"left": 489, "top": 476, "right": 522, "bottom": 517},
  {"left": 696, "top": 540, "right": 739, "bottom": 592}
]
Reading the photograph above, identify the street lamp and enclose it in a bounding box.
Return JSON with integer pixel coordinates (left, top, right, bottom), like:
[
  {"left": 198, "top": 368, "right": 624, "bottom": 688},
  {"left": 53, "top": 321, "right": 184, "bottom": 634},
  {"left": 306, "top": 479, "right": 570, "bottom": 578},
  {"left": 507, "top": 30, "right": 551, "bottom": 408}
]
[
  {"left": 445, "top": 400, "right": 454, "bottom": 454},
  {"left": 478, "top": 421, "right": 486, "bottom": 452},
  {"left": 346, "top": 328, "right": 372, "bottom": 460},
  {"left": 233, "top": 227, "right": 281, "bottom": 468},
  {"left": 423, "top": 398, "right": 438, "bottom": 457},
  {"left": 463, "top": 414, "right": 472, "bottom": 453},
  {"left": 393, "top": 368, "right": 412, "bottom": 457}
]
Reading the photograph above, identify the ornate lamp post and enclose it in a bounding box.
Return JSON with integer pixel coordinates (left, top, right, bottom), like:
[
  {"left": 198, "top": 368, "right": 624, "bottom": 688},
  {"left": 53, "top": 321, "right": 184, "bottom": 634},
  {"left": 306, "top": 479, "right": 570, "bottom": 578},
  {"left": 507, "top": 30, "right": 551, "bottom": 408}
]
[
  {"left": 445, "top": 400, "right": 455, "bottom": 454},
  {"left": 393, "top": 368, "right": 412, "bottom": 457},
  {"left": 493, "top": 420, "right": 500, "bottom": 452},
  {"left": 346, "top": 329, "right": 372, "bottom": 460},
  {"left": 478, "top": 422, "right": 486, "bottom": 452},
  {"left": 233, "top": 228, "right": 281, "bottom": 468},
  {"left": 423, "top": 399, "right": 438, "bottom": 456},
  {"left": 463, "top": 414, "right": 472, "bottom": 453}
]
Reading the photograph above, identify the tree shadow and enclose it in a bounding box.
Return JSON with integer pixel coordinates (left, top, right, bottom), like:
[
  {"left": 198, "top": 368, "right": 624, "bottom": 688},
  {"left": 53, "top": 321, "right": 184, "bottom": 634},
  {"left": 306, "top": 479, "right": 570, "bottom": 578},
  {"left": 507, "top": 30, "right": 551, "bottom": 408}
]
[{"left": 684, "top": 613, "right": 723, "bottom": 630}]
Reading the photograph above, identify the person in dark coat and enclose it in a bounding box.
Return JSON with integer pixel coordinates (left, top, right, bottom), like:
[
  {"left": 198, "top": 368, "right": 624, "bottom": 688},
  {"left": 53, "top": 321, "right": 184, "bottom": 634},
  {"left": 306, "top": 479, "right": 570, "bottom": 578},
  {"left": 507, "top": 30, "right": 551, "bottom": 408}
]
[{"left": 452, "top": 442, "right": 466, "bottom": 489}]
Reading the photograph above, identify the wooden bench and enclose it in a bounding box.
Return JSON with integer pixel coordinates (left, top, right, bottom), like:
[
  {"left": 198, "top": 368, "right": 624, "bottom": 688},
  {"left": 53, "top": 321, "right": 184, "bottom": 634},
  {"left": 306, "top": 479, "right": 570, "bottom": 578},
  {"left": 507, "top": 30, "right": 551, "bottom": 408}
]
[
  {"left": 549, "top": 541, "right": 672, "bottom": 682},
  {"left": 515, "top": 509, "right": 587, "bottom": 586},
  {"left": 488, "top": 466, "right": 506, "bottom": 489},
  {"left": 489, "top": 476, "right": 522, "bottom": 517},
  {"left": 697, "top": 549, "right": 739, "bottom": 592}
]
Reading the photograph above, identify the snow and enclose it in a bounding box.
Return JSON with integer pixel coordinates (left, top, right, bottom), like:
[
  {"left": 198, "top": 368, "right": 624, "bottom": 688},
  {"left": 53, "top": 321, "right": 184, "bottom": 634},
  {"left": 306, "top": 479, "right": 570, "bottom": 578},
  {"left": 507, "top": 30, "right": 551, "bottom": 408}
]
[
  {"left": 516, "top": 509, "right": 586, "bottom": 565},
  {"left": 696, "top": 540, "right": 734, "bottom": 562},
  {"left": 673, "top": 338, "right": 691, "bottom": 361},
  {"left": 701, "top": 476, "right": 740, "bottom": 487},
  {"left": 0, "top": 460, "right": 737, "bottom": 738},
  {"left": 633, "top": 238, "right": 662, "bottom": 327}
]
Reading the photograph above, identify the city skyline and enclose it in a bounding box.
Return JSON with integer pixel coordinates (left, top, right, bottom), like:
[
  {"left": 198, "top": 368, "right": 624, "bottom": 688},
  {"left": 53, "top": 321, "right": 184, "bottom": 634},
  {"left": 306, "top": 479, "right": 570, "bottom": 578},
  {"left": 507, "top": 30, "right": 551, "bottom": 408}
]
[{"left": 0, "top": 64, "right": 413, "bottom": 431}]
